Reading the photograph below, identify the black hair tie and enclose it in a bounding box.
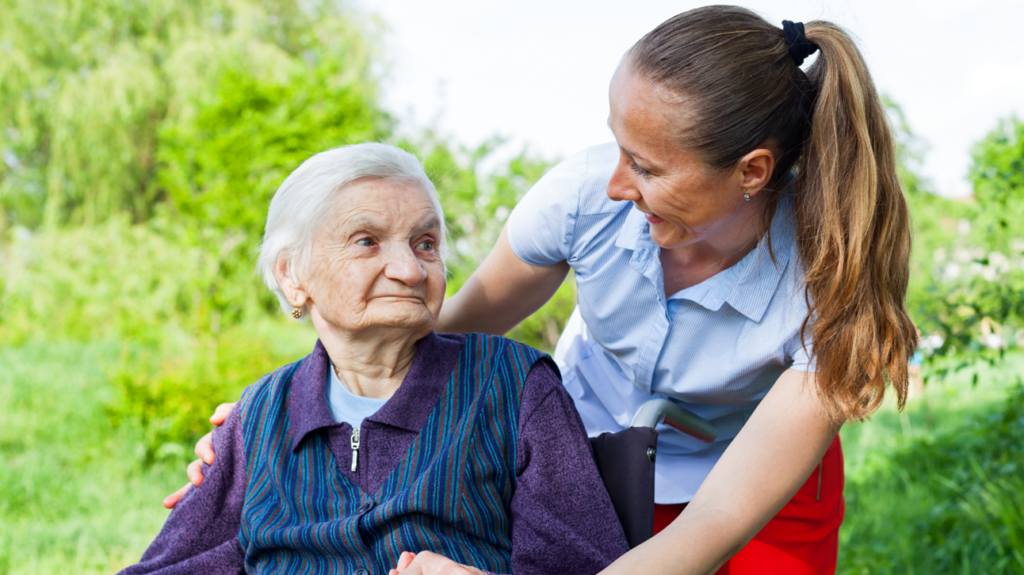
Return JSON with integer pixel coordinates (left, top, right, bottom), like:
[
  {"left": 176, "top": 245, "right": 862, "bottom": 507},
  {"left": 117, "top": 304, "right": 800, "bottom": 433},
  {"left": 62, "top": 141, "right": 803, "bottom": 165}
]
[{"left": 782, "top": 20, "right": 819, "bottom": 66}]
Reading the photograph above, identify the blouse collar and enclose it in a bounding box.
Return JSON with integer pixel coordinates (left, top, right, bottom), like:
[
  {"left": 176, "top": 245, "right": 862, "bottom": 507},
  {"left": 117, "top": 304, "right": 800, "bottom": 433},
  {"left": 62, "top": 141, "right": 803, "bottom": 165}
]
[{"left": 613, "top": 194, "right": 797, "bottom": 324}]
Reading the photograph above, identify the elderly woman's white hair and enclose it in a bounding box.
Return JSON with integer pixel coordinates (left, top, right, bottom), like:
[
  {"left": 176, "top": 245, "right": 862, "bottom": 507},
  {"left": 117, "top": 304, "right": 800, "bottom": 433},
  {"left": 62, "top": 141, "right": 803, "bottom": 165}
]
[{"left": 257, "top": 143, "right": 447, "bottom": 317}]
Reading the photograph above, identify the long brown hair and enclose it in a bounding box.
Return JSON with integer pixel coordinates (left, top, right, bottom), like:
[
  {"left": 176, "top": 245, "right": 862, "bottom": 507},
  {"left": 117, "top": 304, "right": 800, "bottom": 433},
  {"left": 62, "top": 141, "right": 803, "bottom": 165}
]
[{"left": 627, "top": 6, "right": 918, "bottom": 421}]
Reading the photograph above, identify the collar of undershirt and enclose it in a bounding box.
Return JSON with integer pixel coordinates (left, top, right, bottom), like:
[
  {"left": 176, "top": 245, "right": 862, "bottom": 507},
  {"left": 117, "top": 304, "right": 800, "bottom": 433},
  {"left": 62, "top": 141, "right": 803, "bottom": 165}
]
[{"left": 287, "top": 331, "right": 466, "bottom": 453}]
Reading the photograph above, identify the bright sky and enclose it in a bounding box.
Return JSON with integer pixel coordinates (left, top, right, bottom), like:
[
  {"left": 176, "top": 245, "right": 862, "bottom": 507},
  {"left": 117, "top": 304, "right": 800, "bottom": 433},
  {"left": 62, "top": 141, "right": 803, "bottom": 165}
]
[{"left": 362, "top": 0, "right": 1024, "bottom": 198}]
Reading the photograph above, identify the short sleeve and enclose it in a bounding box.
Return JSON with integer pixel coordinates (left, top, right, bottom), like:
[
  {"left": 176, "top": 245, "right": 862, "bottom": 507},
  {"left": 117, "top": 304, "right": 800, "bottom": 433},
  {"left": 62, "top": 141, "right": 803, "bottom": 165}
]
[
  {"left": 785, "top": 330, "right": 817, "bottom": 372},
  {"left": 506, "top": 148, "right": 590, "bottom": 266}
]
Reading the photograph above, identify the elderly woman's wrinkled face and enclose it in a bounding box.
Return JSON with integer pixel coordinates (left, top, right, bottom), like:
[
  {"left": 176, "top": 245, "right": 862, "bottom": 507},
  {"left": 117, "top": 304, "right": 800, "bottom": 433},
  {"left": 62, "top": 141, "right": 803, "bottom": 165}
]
[{"left": 304, "top": 178, "right": 445, "bottom": 338}]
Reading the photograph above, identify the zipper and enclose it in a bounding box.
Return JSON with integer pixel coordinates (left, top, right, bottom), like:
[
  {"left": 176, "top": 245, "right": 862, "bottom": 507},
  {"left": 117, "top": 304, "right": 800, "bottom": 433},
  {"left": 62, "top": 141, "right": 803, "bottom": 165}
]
[
  {"left": 350, "top": 427, "right": 360, "bottom": 473},
  {"left": 816, "top": 462, "right": 823, "bottom": 501}
]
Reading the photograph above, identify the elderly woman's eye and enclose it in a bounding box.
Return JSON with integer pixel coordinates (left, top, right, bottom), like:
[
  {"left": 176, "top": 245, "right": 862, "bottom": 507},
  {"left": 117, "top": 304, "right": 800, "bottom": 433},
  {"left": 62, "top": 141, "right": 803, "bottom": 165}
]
[
  {"left": 416, "top": 240, "right": 435, "bottom": 251},
  {"left": 356, "top": 237, "right": 377, "bottom": 247}
]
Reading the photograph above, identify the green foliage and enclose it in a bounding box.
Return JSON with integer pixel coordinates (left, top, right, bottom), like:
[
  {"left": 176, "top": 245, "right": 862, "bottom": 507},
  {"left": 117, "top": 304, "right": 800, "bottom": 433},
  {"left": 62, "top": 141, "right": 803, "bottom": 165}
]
[
  {"left": 107, "top": 323, "right": 315, "bottom": 463},
  {"left": 839, "top": 360, "right": 1024, "bottom": 573},
  {"left": 971, "top": 119, "right": 1024, "bottom": 219},
  {"left": 0, "top": 336, "right": 314, "bottom": 572},
  {"left": 908, "top": 118, "right": 1024, "bottom": 373},
  {"left": 157, "top": 42, "right": 390, "bottom": 238},
  {"left": 883, "top": 102, "right": 1024, "bottom": 375},
  {"left": 0, "top": 341, "right": 173, "bottom": 572},
  {"left": 0, "top": 217, "right": 271, "bottom": 346},
  {"left": 409, "top": 133, "right": 572, "bottom": 351},
  {"left": 0, "top": 0, "right": 387, "bottom": 231}
]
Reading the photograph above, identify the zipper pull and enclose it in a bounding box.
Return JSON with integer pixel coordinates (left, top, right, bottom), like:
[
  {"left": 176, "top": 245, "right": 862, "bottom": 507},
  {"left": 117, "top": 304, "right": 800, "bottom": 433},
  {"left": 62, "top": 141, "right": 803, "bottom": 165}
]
[{"left": 350, "top": 427, "right": 360, "bottom": 473}]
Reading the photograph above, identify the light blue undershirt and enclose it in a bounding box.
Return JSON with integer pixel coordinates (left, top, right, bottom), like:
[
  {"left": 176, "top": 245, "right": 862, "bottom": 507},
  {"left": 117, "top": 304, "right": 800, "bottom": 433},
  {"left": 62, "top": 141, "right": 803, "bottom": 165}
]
[{"left": 327, "top": 363, "right": 388, "bottom": 429}]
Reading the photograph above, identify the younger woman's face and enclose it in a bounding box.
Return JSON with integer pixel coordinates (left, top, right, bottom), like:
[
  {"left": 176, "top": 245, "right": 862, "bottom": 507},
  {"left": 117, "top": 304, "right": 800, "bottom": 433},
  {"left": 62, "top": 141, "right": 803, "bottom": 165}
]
[{"left": 606, "top": 63, "right": 749, "bottom": 250}]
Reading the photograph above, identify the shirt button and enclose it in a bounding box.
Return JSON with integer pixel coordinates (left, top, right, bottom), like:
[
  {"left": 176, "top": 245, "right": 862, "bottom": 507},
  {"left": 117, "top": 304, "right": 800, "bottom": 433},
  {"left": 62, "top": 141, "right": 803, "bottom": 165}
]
[
  {"left": 357, "top": 500, "right": 374, "bottom": 514},
  {"left": 353, "top": 569, "right": 369, "bottom": 575}
]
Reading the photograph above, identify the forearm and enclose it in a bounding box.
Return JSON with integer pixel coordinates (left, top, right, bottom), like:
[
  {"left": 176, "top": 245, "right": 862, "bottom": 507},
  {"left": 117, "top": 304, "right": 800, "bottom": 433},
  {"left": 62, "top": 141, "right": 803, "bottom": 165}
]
[
  {"left": 438, "top": 273, "right": 516, "bottom": 335},
  {"left": 599, "top": 369, "right": 843, "bottom": 575},
  {"left": 438, "top": 225, "right": 568, "bottom": 335},
  {"left": 602, "top": 507, "right": 741, "bottom": 575}
]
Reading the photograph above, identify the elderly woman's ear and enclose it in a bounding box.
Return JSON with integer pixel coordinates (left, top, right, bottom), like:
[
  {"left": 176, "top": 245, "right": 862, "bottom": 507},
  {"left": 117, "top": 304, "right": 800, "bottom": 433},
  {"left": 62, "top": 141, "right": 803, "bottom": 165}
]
[{"left": 274, "top": 256, "right": 310, "bottom": 312}]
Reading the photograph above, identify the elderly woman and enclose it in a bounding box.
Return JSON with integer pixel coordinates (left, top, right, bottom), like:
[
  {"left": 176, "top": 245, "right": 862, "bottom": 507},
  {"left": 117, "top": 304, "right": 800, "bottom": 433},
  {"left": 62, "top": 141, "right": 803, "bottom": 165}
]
[{"left": 122, "top": 143, "right": 628, "bottom": 575}]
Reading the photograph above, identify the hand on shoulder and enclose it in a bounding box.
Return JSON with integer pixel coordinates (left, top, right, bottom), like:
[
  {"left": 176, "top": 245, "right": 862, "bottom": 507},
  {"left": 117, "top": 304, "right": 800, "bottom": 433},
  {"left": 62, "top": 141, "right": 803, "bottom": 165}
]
[{"left": 162, "top": 402, "right": 236, "bottom": 509}]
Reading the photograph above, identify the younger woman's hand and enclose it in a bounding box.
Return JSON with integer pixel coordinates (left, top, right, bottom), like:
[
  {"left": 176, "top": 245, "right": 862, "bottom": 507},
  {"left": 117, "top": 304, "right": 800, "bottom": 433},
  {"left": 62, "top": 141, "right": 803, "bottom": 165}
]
[
  {"left": 389, "top": 551, "right": 488, "bottom": 575},
  {"left": 161, "top": 402, "right": 236, "bottom": 509}
]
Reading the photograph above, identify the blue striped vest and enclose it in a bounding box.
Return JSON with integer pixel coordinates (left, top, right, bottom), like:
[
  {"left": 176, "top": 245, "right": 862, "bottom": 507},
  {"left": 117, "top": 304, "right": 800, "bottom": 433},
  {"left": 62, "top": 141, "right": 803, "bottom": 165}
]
[{"left": 237, "top": 334, "right": 544, "bottom": 574}]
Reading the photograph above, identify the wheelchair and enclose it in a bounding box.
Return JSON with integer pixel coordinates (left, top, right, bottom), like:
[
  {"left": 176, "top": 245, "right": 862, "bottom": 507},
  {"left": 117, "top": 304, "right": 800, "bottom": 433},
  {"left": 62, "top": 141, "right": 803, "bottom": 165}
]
[{"left": 589, "top": 399, "right": 718, "bottom": 548}]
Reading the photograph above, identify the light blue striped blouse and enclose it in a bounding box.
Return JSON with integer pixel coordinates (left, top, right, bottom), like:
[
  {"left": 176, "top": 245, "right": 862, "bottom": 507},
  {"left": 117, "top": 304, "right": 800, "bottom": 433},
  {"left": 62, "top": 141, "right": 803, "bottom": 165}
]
[{"left": 507, "top": 142, "right": 815, "bottom": 503}]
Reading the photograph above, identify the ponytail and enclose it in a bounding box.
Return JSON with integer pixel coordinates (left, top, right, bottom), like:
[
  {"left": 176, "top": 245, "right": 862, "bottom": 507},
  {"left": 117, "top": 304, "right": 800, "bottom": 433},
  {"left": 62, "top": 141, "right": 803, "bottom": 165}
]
[
  {"left": 627, "top": 7, "right": 918, "bottom": 421},
  {"left": 799, "top": 22, "right": 917, "bottom": 420}
]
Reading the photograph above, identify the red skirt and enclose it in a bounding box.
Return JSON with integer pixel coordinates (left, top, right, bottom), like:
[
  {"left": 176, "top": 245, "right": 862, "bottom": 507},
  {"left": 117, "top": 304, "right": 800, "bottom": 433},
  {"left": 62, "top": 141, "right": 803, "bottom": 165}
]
[{"left": 653, "top": 435, "right": 845, "bottom": 574}]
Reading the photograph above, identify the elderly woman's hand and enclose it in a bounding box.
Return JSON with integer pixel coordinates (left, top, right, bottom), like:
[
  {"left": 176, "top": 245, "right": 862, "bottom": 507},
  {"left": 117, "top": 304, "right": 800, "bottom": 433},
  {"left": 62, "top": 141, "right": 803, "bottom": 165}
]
[
  {"left": 162, "top": 402, "right": 236, "bottom": 509},
  {"left": 390, "top": 552, "right": 488, "bottom": 575}
]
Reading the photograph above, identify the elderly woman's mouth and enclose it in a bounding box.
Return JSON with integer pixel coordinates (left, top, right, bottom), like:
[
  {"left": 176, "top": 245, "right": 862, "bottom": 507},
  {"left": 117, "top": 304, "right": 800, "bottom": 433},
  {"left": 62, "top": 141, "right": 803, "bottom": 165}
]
[{"left": 373, "top": 295, "right": 424, "bottom": 302}]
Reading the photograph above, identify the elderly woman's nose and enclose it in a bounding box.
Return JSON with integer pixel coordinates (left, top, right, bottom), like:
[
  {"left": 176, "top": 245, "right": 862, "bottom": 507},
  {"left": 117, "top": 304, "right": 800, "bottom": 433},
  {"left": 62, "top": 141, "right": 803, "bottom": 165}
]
[{"left": 383, "top": 244, "right": 428, "bottom": 285}]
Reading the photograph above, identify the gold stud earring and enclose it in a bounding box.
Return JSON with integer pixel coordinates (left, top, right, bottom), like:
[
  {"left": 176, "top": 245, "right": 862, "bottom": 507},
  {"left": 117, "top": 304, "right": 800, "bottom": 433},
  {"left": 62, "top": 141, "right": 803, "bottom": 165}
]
[
  {"left": 292, "top": 308, "right": 303, "bottom": 319},
  {"left": 743, "top": 189, "right": 751, "bottom": 202}
]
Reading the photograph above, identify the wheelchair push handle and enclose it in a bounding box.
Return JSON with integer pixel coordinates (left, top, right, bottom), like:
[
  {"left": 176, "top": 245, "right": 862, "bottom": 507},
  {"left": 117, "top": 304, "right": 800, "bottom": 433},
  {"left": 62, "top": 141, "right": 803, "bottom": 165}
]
[{"left": 629, "top": 399, "right": 717, "bottom": 444}]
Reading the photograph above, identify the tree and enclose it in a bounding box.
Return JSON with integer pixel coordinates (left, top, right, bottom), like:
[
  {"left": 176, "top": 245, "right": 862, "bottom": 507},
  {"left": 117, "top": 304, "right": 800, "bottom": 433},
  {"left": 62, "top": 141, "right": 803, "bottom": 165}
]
[{"left": 0, "top": 0, "right": 387, "bottom": 232}]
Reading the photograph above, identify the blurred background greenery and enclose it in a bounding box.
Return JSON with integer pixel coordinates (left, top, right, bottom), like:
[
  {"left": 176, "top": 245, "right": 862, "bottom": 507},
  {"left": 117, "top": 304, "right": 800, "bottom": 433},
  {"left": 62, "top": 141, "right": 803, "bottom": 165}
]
[{"left": 0, "top": 0, "right": 1022, "bottom": 573}]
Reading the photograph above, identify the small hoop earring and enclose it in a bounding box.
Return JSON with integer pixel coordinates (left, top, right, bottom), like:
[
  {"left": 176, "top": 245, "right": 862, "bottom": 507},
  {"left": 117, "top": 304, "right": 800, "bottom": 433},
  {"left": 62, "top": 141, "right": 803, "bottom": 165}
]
[
  {"left": 743, "top": 189, "right": 751, "bottom": 202},
  {"left": 292, "top": 308, "right": 303, "bottom": 319}
]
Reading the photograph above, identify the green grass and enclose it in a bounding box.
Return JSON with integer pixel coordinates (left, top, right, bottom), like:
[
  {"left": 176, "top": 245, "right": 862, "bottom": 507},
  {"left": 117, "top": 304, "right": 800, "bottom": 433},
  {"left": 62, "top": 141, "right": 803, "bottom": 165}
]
[
  {"left": 0, "top": 321, "right": 316, "bottom": 574},
  {"left": 838, "top": 354, "right": 1024, "bottom": 574},
  {"left": 2, "top": 338, "right": 1022, "bottom": 573},
  {"left": 0, "top": 341, "right": 176, "bottom": 573}
]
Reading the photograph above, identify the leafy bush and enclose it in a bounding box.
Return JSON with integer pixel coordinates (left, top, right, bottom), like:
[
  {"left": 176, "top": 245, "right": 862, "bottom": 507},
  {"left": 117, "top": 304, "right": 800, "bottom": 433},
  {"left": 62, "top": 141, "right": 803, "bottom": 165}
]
[
  {"left": 0, "top": 217, "right": 270, "bottom": 346},
  {"left": 106, "top": 323, "right": 314, "bottom": 464},
  {"left": 882, "top": 108, "right": 1024, "bottom": 378}
]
